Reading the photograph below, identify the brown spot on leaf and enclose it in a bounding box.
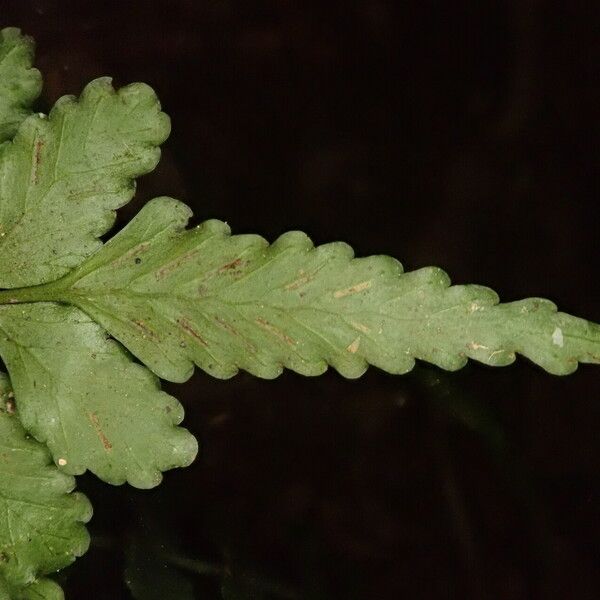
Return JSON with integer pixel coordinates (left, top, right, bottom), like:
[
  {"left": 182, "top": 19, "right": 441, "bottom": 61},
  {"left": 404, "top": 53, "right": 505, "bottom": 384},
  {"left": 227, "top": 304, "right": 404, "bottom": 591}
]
[
  {"left": 88, "top": 412, "right": 113, "bottom": 451},
  {"left": 218, "top": 257, "right": 244, "bottom": 273},
  {"left": 333, "top": 280, "right": 372, "bottom": 298},
  {"left": 215, "top": 316, "right": 257, "bottom": 353},
  {"left": 177, "top": 317, "right": 208, "bottom": 346},
  {"left": 255, "top": 317, "right": 296, "bottom": 346},
  {"left": 215, "top": 316, "right": 239, "bottom": 337},
  {"left": 132, "top": 319, "right": 159, "bottom": 341},
  {"left": 112, "top": 243, "right": 150, "bottom": 267},
  {"left": 285, "top": 270, "right": 313, "bottom": 291},
  {"left": 31, "top": 138, "right": 44, "bottom": 184},
  {"left": 155, "top": 248, "right": 200, "bottom": 280}
]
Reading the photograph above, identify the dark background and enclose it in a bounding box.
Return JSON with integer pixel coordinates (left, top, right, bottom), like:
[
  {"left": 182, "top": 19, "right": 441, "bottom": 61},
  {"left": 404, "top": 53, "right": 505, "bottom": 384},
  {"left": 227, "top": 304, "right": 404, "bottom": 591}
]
[{"left": 2, "top": 1, "right": 599, "bottom": 598}]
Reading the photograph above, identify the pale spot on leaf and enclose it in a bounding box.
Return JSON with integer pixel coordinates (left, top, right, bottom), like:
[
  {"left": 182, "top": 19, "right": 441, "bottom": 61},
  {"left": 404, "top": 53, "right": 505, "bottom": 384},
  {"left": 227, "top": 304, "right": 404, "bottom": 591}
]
[
  {"left": 552, "top": 327, "right": 564, "bottom": 347},
  {"left": 347, "top": 337, "right": 361, "bottom": 353}
]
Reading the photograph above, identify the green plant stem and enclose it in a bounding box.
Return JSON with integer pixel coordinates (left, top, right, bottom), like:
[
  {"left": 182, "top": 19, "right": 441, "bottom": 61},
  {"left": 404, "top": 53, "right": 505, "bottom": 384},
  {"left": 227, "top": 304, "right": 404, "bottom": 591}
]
[{"left": 0, "top": 275, "right": 73, "bottom": 305}]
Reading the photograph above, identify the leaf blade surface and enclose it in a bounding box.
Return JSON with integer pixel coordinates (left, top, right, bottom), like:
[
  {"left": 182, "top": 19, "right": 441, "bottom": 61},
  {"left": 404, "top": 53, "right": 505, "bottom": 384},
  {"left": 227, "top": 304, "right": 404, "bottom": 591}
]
[
  {"left": 0, "top": 373, "right": 90, "bottom": 599},
  {"left": 0, "top": 77, "right": 170, "bottom": 287},
  {"left": 52, "top": 197, "right": 600, "bottom": 382},
  {"left": 0, "top": 305, "right": 198, "bottom": 488},
  {"left": 0, "top": 28, "right": 41, "bottom": 143}
]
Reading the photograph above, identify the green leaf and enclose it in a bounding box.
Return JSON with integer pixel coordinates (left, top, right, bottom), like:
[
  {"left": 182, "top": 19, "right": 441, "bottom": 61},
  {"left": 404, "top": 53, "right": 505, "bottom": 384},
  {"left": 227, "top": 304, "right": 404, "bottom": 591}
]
[
  {"left": 0, "top": 373, "right": 91, "bottom": 600},
  {"left": 0, "top": 28, "right": 42, "bottom": 143},
  {"left": 0, "top": 577, "right": 65, "bottom": 600},
  {"left": 0, "top": 77, "right": 170, "bottom": 288},
  {"left": 40, "top": 197, "right": 599, "bottom": 382},
  {"left": 0, "top": 304, "right": 197, "bottom": 488}
]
